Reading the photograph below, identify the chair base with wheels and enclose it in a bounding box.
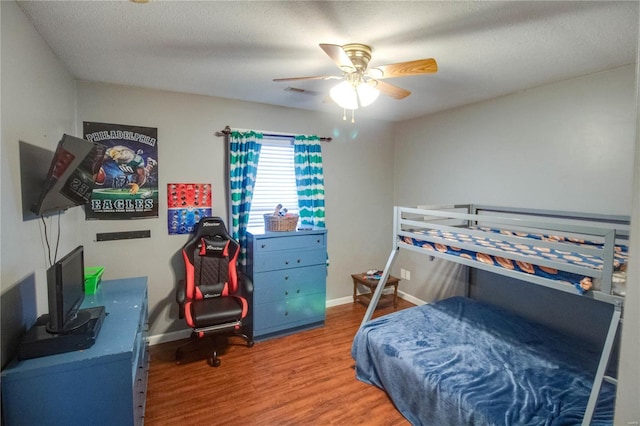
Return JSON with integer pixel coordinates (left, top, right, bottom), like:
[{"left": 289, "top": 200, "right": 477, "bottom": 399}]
[{"left": 175, "top": 321, "right": 254, "bottom": 367}]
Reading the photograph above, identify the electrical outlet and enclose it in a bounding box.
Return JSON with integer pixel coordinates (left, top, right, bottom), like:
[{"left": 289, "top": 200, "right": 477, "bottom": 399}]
[
  {"left": 400, "top": 268, "right": 406, "bottom": 279},
  {"left": 406, "top": 270, "right": 411, "bottom": 280}
]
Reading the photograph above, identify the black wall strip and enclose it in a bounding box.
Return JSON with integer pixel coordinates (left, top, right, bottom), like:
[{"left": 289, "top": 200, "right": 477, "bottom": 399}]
[{"left": 96, "top": 230, "right": 151, "bottom": 242}]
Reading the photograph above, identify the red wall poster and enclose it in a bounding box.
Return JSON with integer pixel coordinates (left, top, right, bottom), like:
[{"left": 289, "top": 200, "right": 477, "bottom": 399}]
[
  {"left": 167, "top": 183, "right": 212, "bottom": 235},
  {"left": 84, "top": 122, "right": 159, "bottom": 220}
]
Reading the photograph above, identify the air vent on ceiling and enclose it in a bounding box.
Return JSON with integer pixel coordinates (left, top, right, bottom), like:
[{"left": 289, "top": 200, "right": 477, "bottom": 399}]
[{"left": 285, "top": 87, "right": 320, "bottom": 96}]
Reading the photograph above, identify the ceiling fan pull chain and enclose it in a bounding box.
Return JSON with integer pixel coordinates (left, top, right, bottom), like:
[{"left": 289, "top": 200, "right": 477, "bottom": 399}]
[
  {"left": 351, "top": 109, "right": 355, "bottom": 124},
  {"left": 342, "top": 108, "right": 347, "bottom": 121}
]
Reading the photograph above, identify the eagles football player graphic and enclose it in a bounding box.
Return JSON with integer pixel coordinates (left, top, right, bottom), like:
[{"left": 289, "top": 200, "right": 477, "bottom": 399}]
[{"left": 97, "top": 145, "right": 157, "bottom": 195}]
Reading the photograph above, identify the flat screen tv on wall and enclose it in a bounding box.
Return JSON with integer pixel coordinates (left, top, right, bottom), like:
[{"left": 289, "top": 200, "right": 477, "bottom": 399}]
[{"left": 31, "top": 134, "right": 106, "bottom": 217}]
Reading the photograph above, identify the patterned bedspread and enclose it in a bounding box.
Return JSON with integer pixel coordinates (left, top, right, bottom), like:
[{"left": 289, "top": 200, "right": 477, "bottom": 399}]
[
  {"left": 401, "top": 227, "right": 628, "bottom": 294},
  {"left": 352, "top": 297, "right": 616, "bottom": 426}
]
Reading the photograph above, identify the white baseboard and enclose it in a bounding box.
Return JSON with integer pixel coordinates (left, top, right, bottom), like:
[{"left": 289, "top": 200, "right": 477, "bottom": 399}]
[
  {"left": 397, "top": 291, "right": 427, "bottom": 306},
  {"left": 324, "top": 290, "right": 426, "bottom": 307},
  {"left": 148, "top": 329, "right": 191, "bottom": 346},
  {"left": 326, "top": 296, "right": 353, "bottom": 307},
  {"left": 147, "top": 291, "right": 427, "bottom": 346}
]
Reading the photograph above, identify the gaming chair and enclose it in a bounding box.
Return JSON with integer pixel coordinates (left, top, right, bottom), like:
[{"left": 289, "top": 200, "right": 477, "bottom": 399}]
[{"left": 175, "top": 216, "right": 253, "bottom": 366}]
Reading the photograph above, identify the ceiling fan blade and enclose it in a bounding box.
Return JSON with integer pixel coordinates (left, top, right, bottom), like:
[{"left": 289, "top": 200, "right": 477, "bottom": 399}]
[
  {"left": 373, "top": 58, "right": 438, "bottom": 79},
  {"left": 319, "top": 44, "right": 356, "bottom": 72},
  {"left": 374, "top": 80, "right": 411, "bottom": 99},
  {"left": 273, "top": 75, "right": 342, "bottom": 82}
]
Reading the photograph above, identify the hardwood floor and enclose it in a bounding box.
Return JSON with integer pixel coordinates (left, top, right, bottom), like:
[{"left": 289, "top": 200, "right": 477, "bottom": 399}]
[{"left": 145, "top": 297, "right": 415, "bottom": 425}]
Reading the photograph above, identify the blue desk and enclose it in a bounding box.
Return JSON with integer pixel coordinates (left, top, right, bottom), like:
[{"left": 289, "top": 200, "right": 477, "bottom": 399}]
[{"left": 1, "top": 277, "right": 149, "bottom": 426}]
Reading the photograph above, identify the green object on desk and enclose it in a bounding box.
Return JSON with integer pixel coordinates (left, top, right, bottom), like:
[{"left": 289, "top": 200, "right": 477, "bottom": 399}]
[{"left": 84, "top": 266, "right": 104, "bottom": 294}]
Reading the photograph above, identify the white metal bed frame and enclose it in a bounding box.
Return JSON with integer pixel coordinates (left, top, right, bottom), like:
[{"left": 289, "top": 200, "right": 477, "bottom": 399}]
[{"left": 360, "top": 204, "right": 630, "bottom": 426}]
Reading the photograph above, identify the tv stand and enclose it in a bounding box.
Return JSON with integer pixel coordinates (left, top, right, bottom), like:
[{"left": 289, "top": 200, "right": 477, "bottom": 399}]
[
  {"left": 2, "top": 277, "right": 149, "bottom": 426},
  {"left": 46, "top": 308, "right": 93, "bottom": 334},
  {"left": 18, "top": 306, "right": 105, "bottom": 359}
]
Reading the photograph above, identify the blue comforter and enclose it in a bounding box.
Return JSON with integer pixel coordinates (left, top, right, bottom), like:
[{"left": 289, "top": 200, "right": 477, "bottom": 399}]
[{"left": 352, "top": 297, "right": 616, "bottom": 425}]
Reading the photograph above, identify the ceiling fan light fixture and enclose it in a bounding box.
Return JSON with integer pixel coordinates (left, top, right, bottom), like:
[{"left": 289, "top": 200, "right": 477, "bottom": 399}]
[
  {"left": 356, "top": 81, "right": 380, "bottom": 107},
  {"left": 330, "top": 81, "right": 359, "bottom": 110},
  {"left": 330, "top": 80, "right": 380, "bottom": 111}
]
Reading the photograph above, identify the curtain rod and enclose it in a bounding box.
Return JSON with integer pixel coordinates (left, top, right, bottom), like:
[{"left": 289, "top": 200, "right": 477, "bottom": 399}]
[{"left": 215, "top": 125, "right": 331, "bottom": 142}]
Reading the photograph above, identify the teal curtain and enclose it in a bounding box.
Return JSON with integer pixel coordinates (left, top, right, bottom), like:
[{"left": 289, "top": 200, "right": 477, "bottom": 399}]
[
  {"left": 294, "top": 135, "right": 325, "bottom": 228},
  {"left": 229, "top": 130, "right": 262, "bottom": 264}
]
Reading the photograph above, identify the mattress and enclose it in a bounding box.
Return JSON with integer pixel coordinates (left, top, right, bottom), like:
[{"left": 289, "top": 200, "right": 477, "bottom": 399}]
[
  {"left": 401, "top": 227, "right": 628, "bottom": 294},
  {"left": 352, "top": 296, "right": 616, "bottom": 425}
]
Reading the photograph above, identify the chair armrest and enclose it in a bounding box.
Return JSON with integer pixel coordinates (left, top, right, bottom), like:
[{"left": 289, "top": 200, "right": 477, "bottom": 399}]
[
  {"left": 239, "top": 272, "right": 253, "bottom": 295},
  {"left": 176, "top": 279, "right": 186, "bottom": 304},
  {"left": 176, "top": 279, "right": 186, "bottom": 319}
]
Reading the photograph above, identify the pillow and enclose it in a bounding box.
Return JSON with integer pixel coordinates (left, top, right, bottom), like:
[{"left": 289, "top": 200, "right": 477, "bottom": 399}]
[{"left": 199, "top": 236, "right": 229, "bottom": 258}]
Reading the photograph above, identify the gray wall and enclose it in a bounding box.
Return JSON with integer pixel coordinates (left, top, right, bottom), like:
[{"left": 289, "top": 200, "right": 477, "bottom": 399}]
[
  {"left": 74, "top": 81, "right": 396, "bottom": 340},
  {"left": 0, "top": 1, "right": 80, "bottom": 367},
  {"left": 616, "top": 59, "right": 640, "bottom": 423}
]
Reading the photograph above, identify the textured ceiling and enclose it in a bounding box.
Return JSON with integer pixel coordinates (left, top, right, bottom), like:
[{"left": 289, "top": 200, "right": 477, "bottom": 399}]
[{"left": 17, "top": 1, "right": 639, "bottom": 122}]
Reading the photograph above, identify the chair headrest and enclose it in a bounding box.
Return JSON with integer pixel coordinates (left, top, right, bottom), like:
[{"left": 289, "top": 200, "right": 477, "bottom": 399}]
[
  {"left": 183, "top": 217, "right": 237, "bottom": 264},
  {"left": 199, "top": 236, "right": 229, "bottom": 258},
  {"left": 193, "top": 217, "right": 233, "bottom": 240}
]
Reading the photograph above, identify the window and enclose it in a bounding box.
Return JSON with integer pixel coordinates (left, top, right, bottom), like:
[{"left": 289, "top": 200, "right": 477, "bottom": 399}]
[{"left": 247, "top": 136, "right": 299, "bottom": 228}]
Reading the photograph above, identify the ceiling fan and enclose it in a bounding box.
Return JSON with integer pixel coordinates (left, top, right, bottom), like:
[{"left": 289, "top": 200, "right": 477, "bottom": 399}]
[{"left": 274, "top": 43, "right": 438, "bottom": 118}]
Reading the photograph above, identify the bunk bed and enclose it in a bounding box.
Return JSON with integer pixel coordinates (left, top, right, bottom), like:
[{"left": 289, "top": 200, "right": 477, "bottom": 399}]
[{"left": 352, "top": 204, "right": 630, "bottom": 426}]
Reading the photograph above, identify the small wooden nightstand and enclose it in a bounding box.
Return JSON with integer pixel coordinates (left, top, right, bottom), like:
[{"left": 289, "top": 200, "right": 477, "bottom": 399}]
[{"left": 352, "top": 273, "right": 400, "bottom": 309}]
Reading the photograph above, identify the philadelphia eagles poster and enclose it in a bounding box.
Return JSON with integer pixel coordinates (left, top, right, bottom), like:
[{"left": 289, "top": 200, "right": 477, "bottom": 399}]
[{"left": 84, "top": 122, "right": 159, "bottom": 220}]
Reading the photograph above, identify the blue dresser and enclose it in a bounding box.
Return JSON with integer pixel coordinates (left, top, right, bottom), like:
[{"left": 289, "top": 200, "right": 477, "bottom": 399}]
[
  {"left": 246, "top": 228, "right": 327, "bottom": 340},
  {"left": 1, "top": 277, "right": 149, "bottom": 426}
]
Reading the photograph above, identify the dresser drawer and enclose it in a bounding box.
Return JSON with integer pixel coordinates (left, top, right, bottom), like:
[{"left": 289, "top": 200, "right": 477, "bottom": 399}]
[
  {"left": 253, "top": 233, "right": 325, "bottom": 252},
  {"left": 253, "top": 293, "right": 326, "bottom": 334},
  {"left": 133, "top": 348, "right": 149, "bottom": 426},
  {"left": 253, "top": 264, "right": 326, "bottom": 303},
  {"left": 253, "top": 248, "right": 326, "bottom": 272}
]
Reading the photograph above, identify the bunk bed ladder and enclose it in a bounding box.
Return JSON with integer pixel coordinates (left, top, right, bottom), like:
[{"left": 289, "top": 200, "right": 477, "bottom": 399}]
[
  {"left": 581, "top": 303, "right": 622, "bottom": 426},
  {"left": 360, "top": 247, "right": 400, "bottom": 328}
]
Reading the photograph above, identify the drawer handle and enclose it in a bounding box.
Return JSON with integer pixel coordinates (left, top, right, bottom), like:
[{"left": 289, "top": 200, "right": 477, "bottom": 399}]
[
  {"left": 285, "top": 311, "right": 288, "bottom": 316},
  {"left": 285, "top": 260, "right": 289, "bottom": 265},
  {"left": 285, "top": 275, "right": 289, "bottom": 280},
  {"left": 285, "top": 291, "right": 288, "bottom": 296},
  {"left": 297, "top": 259, "right": 301, "bottom": 263},
  {"left": 261, "top": 244, "right": 266, "bottom": 249},
  {"left": 297, "top": 289, "right": 300, "bottom": 294}
]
